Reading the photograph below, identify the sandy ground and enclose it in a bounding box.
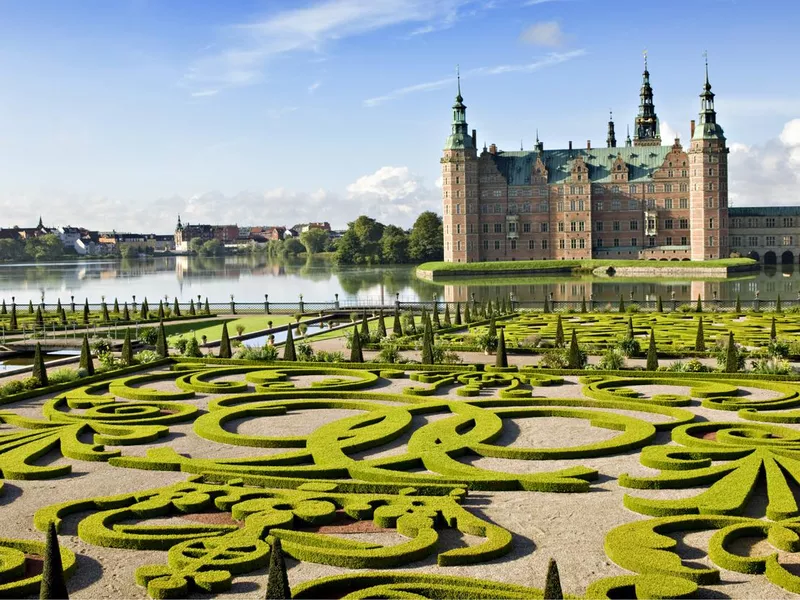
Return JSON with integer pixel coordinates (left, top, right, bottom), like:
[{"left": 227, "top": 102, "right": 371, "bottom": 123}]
[{"left": 1, "top": 365, "right": 800, "bottom": 599}]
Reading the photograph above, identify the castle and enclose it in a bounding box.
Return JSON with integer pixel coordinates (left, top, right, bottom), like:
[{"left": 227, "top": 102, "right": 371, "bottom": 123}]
[{"left": 441, "top": 58, "right": 800, "bottom": 264}]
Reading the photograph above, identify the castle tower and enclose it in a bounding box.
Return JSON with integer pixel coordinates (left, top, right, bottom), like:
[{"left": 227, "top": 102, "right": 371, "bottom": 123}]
[
  {"left": 606, "top": 111, "right": 617, "bottom": 148},
  {"left": 633, "top": 53, "right": 661, "bottom": 147},
  {"left": 689, "top": 56, "right": 729, "bottom": 260},
  {"left": 441, "top": 68, "right": 479, "bottom": 263}
]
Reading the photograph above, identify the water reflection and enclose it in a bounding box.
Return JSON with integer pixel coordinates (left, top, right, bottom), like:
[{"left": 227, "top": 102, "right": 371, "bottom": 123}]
[{"left": 0, "top": 256, "right": 795, "bottom": 304}]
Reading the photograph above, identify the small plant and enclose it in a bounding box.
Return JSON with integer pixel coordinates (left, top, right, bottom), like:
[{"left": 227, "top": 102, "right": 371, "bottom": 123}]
[
  {"left": 751, "top": 356, "right": 793, "bottom": 375},
  {"left": 235, "top": 324, "right": 245, "bottom": 337},
  {"left": 315, "top": 350, "right": 345, "bottom": 362},
  {"left": 97, "top": 351, "right": 122, "bottom": 371},
  {"left": 48, "top": 368, "right": 79, "bottom": 384},
  {"left": 767, "top": 339, "right": 790, "bottom": 358},
  {"left": 184, "top": 337, "right": 203, "bottom": 357},
  {"left": 133, "top": 349, "right": 160, "bottom": 364},
  {"left": 617, "top": 337, "right": 641, "bottom": 358},
  {"left": 91, "top": 338, "right": 112, "bottom": 354},
  {"left": 137, "top": 327, "right": 158, "bottom": 345},
  {"left": 539, "top": 348, "right": 569, "bottom": 369},
  {"left": 475, "top": 329, "right": 498, "bottom": 354},
  {"left": 234, "top": 345, "right": 278, "bottom": 361},
  {"left": 296, "top": 341, "right": 314, "bottom": 361},
  {"left": 377, "top": 344, "right": 402, "bottom": 364},
  {"left": 169, "top": 336, "right": 188, "bottom": 354},
  {"left": 598, "top": 348, "right": 625, "bottom": 370}
]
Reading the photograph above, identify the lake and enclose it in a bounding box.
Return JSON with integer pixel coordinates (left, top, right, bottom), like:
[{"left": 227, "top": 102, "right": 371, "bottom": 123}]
[{"left": 0, "top": 255, "right": 796, "bottom": 306}]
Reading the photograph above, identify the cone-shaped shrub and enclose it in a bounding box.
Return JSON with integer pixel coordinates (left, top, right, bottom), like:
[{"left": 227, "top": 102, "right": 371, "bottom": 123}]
[
  {"left": 141, "top": 298, "right": 149, "bottom": 320},
  {"left": 464, "top": 303, "right": 471, "bottom": 323},
  {"left": 101, "top": 302, "right": 109, "bottom": 323},
  {"left": 432, "top": 302, "right": 441, "bottom": 328},
  {"left": 554, "top": 315, "right": 565, "bottom": 348},
  {"left": 735, "top": 294, "right": 741, "bottom": 314},
  {"left": 112, "top": 298, "right": 119, "bottom": 313},
  {"left": 486, "top": 300, "right": 493, "bottom": 317},
  {"left": 695, "top": 317, "right": 706, "bottom": 352},
  {"left": 36, "top": 306, "right": 44, "bottom": 327},
  {"left": 421, "top": 318, "right": 434, "bottom": 365},
  {"left": 350, "top": 325, "right": 363, "bottom": 363},
  {"left": 618, "top": 295, "right": 625, "bottom": 313},
  {"left": 173, "top": 298, "right": 181, "bottom": 317},
  {"left": 9, "top": 303, "right": 17, "bottom": 330},
  {"left": 454, "top": 302, "right": 462, "bottom": 325},
  {"left": 725, "top": 330, "right": 738, "bottom": 373},
  {"left": 189, "top": 299, "right": 196, "bottom": 316},
  {"left": 544, "top": 558, "right": 563, "bottom": 600},
  {"left": 443, "top": 304, "right": 451, "bottom": 327},
  {"left": 157, "top": 301, "right": 165, "bottom": 320},
  {"left": 40, "top": 521, "right": 68, "bottom": 600},
  {"left": 82, "top": 300, "right": 89, "bottom": 324},
  {"left": 80, "top": 335, "right": 94, "bottom": 376},
  {"left": 393, "top": 310, "right": 402, "bottom": 336},
  {"left": 1, "top": 299, "right": 5, "bottom": 315},
  {"left": 580, "top": 295, "right": 587, "bottom": 313},
  {"left": 28, "top": 299, "right": 34, "bottom": 314},
  {"left": 626, "top": 316, "right": 634, "bottom": 341},
  {"left": 122, "top": 303, "right": 130, "bottom": 321},
  {"left": 496, "top": 328, "right": 508, "bottom": 368},
  {"left": 770, "top": 316, "right": 777, "bottom": 341},
  {"left": 360, "top": 312, "right": 369, "bottom": 341},
  {"left": 32, "top": 342, "right": 48, "bottom": 387},
  {"left": 283, "top": 326, "right": 296, "bottom": 361},
  {"left": 60, "top": 308, "right": 67, "bottom": 326},
  {"left": 377, "top": 309, "right": 387, "bottom": 338},
  {"left": 488, "top": 315, "right": 497, "bottom": 339},
  {"left": 657, "top": 295, "right": 663, "bottom": 313},
  {"left": 567, "top": 330, "right": 582, "bottom": 369},
  {"left": 204, "top": 298, "right": 210, "bottom": 315},
  {"left": 776, "top": 294, "right": 782, "bottom": 313},
  {"left": 155, "top": 320, "right": 168, "bottom": 358},
  {"left": 265, "top": 537, "right": 290, "bottom": 599},
  {"left": 122, "top": 328, "right": 133, "bottom": 365},
  {"left": 696, "top": 294, "right": 703, "bottom": 313},
  {"left": 646, "top": 328, "right": 658, "bottom": 371},
  {"left": 218, "top": 323, "right": 232, "bottom": 359},
  {"left": 543, "top": 296, "right": 551, "bottom": 314}
]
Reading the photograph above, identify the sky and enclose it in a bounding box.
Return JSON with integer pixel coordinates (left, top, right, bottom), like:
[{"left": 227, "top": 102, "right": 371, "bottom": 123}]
[{"left": 0, "top": 0, "right": 798, "bottom": 233}]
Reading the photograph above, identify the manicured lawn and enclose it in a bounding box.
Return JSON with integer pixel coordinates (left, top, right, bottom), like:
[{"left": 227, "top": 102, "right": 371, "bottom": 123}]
[{"left": 165, "top": 314, "right": 307, "bottom": 342}]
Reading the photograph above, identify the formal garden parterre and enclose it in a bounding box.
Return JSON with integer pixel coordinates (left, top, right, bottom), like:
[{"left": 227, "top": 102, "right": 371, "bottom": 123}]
[{"left": 5, "top": 311, "right": 800, "bottom": 597}]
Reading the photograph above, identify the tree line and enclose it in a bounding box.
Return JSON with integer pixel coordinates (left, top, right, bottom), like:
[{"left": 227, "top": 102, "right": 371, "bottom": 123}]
[{"left": 334, "top": 212, "right": 443, "bottom": 265}]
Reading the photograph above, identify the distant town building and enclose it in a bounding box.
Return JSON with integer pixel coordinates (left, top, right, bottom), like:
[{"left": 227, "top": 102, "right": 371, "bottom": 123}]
[{"left": 441, "top": 57, "right": 800, "bottom": 264}]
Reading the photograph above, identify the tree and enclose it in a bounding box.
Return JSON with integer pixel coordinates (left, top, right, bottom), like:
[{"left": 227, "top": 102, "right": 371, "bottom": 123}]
[
  {"left": 141, "top": 298, "right": 149, "bottom": 320},
  {"left": 393, "top": 310, "right": 403, "bottom": 336},
  {"left": 543, "top": 558, "right": 563, "bottom": 600},
  {"left": 657, "top": 296, "right": 663, "bottom": 312},
  {"left": 122, "top": 303, "right": 130, "bottom": 321},
  {"left": 695, "top": 317, "right": 706, "bottom": 352},
  {"left": 300, "top": 228, "right": 330, "bottom": 255},
  {"left": 580, "top": 295, "right": 587, "bottom": 314},
  {"left": 189, "top": 300, "right": 196, "bottom": 316},
  {"left": 496, "top": 328, "right": 508, "bottom": 368},
  {"left": 725, "top": 331, "right": 739, "bottom": 373},
  {"left": 770, "top": 316, "right": 777, "bottom": 342},
  {"left": 205, "top": 298, "right": 211, "bottom": 315},
  {"left": 0, "top": 238, "right": 24, "bottom": 261},
  {"left": 464, "top": 303, "right": 471, "bottom": 324},
  {"left": 80, "top": 334, "right": 94, "bottom": 376},
  {"left": 408, "top": 211, "right": 443, "bottom": 262},
  {"left": 350, "top": 325, "right": 363, "bottom": 362},
  {"left": 377, "top": 309, "right": 387, "bottom": 338},
  {"left": 432, "top": 302, "right": 441, "bottom": 328},
  {"left": 28, "top": 299, "right": 34, "bottom": 314},
  {"left": 9, "top": 302, "right": 17, "bottom": 330},
  {"left": 218, "top": 323, "right": 231, "bottom": 359},
  {"left": 443, "top": 304, "right": 451, "bottom": 327},
  {"left": 35, "top": 306, "right": 44, "bottom": 328},
  {"left": 567, "top": 330, "right": 582, "bottom": 369},
  {"left": 157, "top": 301, "right": 165, "bottom": 320},
  {"left": 283, "top": 326, "right": 296, "bottom": 361},
  {"left": 618, "top": 295, "right": 625, "bottom": 313},
  {"left": 380, "top": 225, "right": 409, "bottom": 263},
  {"left": 122, "top": 328, "right": 133, "bottom": 366},
  {"left": 646, "top": 328, "right": 658, "bottom": 371},
  {"left": 360, "top": 312, "right": 370, "bottom": 341},
  {"left": 32, "top": 342, "right": 48, "bottom": 387},
  {"left": 696, "top": 294, "right": 703, "bottom": 313},
  {"left": 543, "top": 296, "right": 551, "bottom": 314},
  {"left": 554, "top": 315, "right": 565, "bottom": 348},
  {"left": 421, "top": 318, "right": 434, "bottom": 364},
  {"left": 189, "top": 238, "right": 204, "bottom": 253},
  {"left": 173, "top": 298, "right": 181, "bottom": 317},
  {"left": 40, "top": 521, "right": 69, "bottom": 599},
  {"left": 281, "top": 237, "right": 305, "bottom": 257},
  {"left": 101, "top": 301, "right": 109, "bottom": 322},
  {"left": 626, "top": 316, "right": 634, "bottom": 341},
  {"left": 776, "top": 294, "right": 783, "bottom": 313},
  {"left": 488, "top": 315, "right": 497, "bottom": 340},
  {"left": 113, "top": 298, "right": 119, "bottom": 313},
  {"left": 83, "top": 299, "right": 90, "bottom": 324},
  {"left": 333, "top": 229, "right": 361, "bottom": 264},
  {"left": 454, "top": 303, "right": 462, "bottom": 326},
  {"left": 265, "top": 537, "right": 290, "bottom": 599},
  {"left": 156, "top": 320, "right": 168, "bottom": 358},
  {"left": 25, "top": 234, "right": 63, "bottom": 260}
]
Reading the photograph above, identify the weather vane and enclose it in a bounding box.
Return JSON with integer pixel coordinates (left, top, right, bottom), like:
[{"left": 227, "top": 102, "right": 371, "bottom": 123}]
[{"left": 643, "top": 49, "right": 648, "bottom": 69}]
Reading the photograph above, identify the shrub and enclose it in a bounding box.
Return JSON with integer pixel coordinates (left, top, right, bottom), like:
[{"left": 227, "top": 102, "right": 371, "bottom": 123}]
[
  {"left": 751, "top": 357, "right": 793, "bottom": 375},
  {"left": 377, "top": 344, "right": 402, "bottom": 364},
  {"left": 138, "top": 327, "right": 158, "bottom": 345},
  {"left": 314, "top": 350, "right": 345, "bottom": 363},
  {"left": 539, "top": 348, "right": 568, "bottom": 369},
  {"left": 184, "top": 337, "right": 203, "bottom": 358},
  {"left": 49, "top": 368, "right": 79, "bottom": 384},
  {"left": 767, "top": 339, "right": 790, "bottom": 359},
  {"left": 41, "top": 521, "right": 69, "bottom": 600},
  {"left": 475, "top": 329, "right": 498, "bottom": 353},
  {"left": 91, "top": 338, "right": 112, "bottom": 354},
  {"left": 617, "top": 337, "right": 641, "bottom": 358},
  {"left": 296, "top": 341, "right": 314, "bottom": 362},
  {"left": 234, "top": 345, "right": 278, "bottom": 361},
  {"left": 134, "top": 350, "right": 160, "bottom": 364},
  {"left": 235, "top": 324, "right": 245, "bottom": 337},
  {"left": 626, "top": 304, "right": 640, "bottom": 313},
  {"left": 598, "top": 348, "right": 625, "bottom": 370},
  {"left": 170, "top": 336, "right": 188, "bottom": 354},
  {"left": 432, "top": 343, "right": 463, "bottom": 365},
  {"left": 97, "top": 351, "right": 122, "bottom": 371}
]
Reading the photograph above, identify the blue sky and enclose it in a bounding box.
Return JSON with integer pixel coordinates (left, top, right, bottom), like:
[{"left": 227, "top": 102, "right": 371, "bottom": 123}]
[{"left": 0, "top": 0, "right": 798, "bottom": 231}]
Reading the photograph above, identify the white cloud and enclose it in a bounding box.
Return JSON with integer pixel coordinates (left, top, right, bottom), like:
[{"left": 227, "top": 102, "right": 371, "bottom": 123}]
[
  {"left": 190, "top": 89, "right": 219, "bottom": 97},
  {"left": 659, "top": 121, "right": 681, "bottom": 145},
  {"left": 345, "top": 166, "right": 438, "bottom": 223},
  {"left": 308, "top": 81, "right": 322, "bottom": 93},
  {"left": 523, "top": 0, "right": 570, "bottom": 5},
  {"left": 519, "top": 21, "right": 565, "bottom": 47},
  {"left": 182, "top": 0, "right": 486, "bottom": 93},
  {"left": 728, "top": 119, "right": 800, "bottom": 208},
  {"left": 364, "top": 49, "right": 585, "bottom": 106}
]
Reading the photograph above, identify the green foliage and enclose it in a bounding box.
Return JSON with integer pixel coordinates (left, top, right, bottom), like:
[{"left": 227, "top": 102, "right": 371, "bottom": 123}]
[
  {"left": 567, "top": 330, "right": 584, "bottom": 369},
  {"left": 283, "top": 326, "right": 296, "bottom": 361},
  {"left": 695, "top": 317, "right": 706, "bottom": 352},
  {"left": 657, "top": 295, "right": 663, "bottom": 312},
  {"left": 544, "top": 558, "right": 563, "bottom": 600},
  {"left": 392, "top": 310, "right": 403, "bottom": 337},
  {"left": 299, "top": 227, "right": 330, "bottom": 255},
  {"left": 408, "top": 211, "right": 443, "bottom": 262},
  {"left": 735, "top": 294, "right": 741, "bottom": 313},
  {"left": 82, "top": 300, "right": 89, "bottom": 324},
  {"left": 266, "top": 537, "right": 291, "bottom": 599},
  {"left": 32, "top": 342, "right": 48, "bottom": 387},
  {"left": 234, "top": 345, "right": 278, "bottom": 362},
  {"left": 40, "top": 521, "right": 69, "bottom": 599},
  {"left": 218, "top": 323, "right": 232, "bottom": 359},
  {"left": 421, "top": 317, "right": 434, "bottom": 365},
  {"left": 183, "top": 337, "right": 202, "bottom": 358},
  {"left": 79, "top": 335, "right": 94, "bottom": 376},
  {"left": 725, "top": 331, "right": 739, "bottom": 373},
  {"left": 133, "top": 350, "right": 160, "bottom": 364},
  {"left": 696, "top": 294, "right": 703, "bottom": 313},
  {"left": 496, "top": 329, "right": 508, "bottom": 368},
  {"left": 350, "top": 325, "right": 363, "bottom": 363},
  {"left": 646, "top": 329, "right": 658, "bottom": 371},
  {"left": 598, "top": 348, "right": 625, "bottom": 370},
  {"left": 155, "top": 321, "right": 168, "bottom": 358},
  {"left": 454, "top": 302, "right": 462, "bottom": 325},
  {"left": 554, "top": 315, "right": 564, "bottom": 348},
  {"left": 618, "top": 295, "right": 625, "bottom": 313}
]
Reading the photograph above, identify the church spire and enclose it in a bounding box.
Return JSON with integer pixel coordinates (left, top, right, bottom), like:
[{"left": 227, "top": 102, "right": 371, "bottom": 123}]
[
  {"left": 37, "top": 216, "right": 43, "bottom": 229},
  {"left": 607, "top": 110, "right": 617, "bottom": 148},
  {"left": 633, "top": 50, "right": 661, "bottom": 146},
  {"left": 444, "top": 65, "right": 474, "bottom": 150}
]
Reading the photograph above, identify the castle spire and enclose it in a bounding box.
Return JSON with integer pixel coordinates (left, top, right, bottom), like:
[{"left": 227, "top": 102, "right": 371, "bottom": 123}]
[
  {"left": 607, "top": 109, "right": 617, "bottom": 148},
  {"left": 625, "top": 125, "right": 632, "bottom": 147},
  {"left": 693, "top": 51, "right": 725, "bottom": 141},
  {"left": 443, "top": 65, "right": 473, "bottom": 150},
  {"left": 633, "top": 50, "right": 661, "bottom": 146}
]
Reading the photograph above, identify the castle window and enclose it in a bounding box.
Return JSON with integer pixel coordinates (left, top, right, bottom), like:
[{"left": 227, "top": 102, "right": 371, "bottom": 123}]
[
  {"left": 595, "top": 201, "right": 604, "bottom": 211},
  {"left": 613, "top": 221, "right": 620, "bottom": 231},
  {"left": 647, "top": 184, "right": 655, "bottom": 193},
  {"left": 664, "top": 183, "right": 673, "bottom": 192},
  {"left": 494, "top": 223, "right": 503, "bottom": 233},
  {"left": 456, "top": 224, "right": 461, "bottom": 234},
  {"left": 539, "top": 201, "right": 549, "bottom": 212},
  {"left": 708, "top": 183, "right": 715, "bottom": 191},
  {"left": 664, "top": 198, "right": 673, "bottom": 209},
  {"left": 557, "top": 201, "right": 564, "bottom": 211},
  {"left": 709, "top": 218, "right": 714, "bottom": 229},
  {"left": 570, "top": 221, "right": 577, "bottom": 232},
  {"left": 614, "top": 238, "right": 620, "bottom": 247},
  {"left": 783, "top": 218, "right": 794, "bottom": 227},
  {"left": 631, "top": 238, "right": 638, "bottom": 247},
  {"left": 523, "top": 202, "right": 531, "bottom": 213},
  {"left": 570, "top": 185, "right": 576, "bottom": 195},
  {"left": 559, "top": 239, "right": 566, "bottom": 249},
  {"left": 681, "top": 170, "right": 688, "bottom": 178},
  {"left": 666, "top": 237, "right": 673, "bottom": 246},
  {"left": 445, "top": 225, "right": 449, "bottom": 234},
  {"left": 596, "top": 238, "right": 603, "bottom": 247},
  {"left": 484, "top": 240, "right": 489, "bottom": 250},
  {"left": 510, "top": 239, "right": 517, "bottom": 250},
  {"left": 580, "top": 238, "right": 586, "bottom": 249},
  {"left": 617, "top": 165, "right": 622, "bottom": 171},
  {"left": 493, "top": 190, "right": 502, "bottom": 198},
  {"left": 679, "top": 198, "right": 689, "bottom": 209},
  {"left": 679, "top": 219, "right": 689, "bottom": 229},
  {"left": 522, "top": 222, "right": 531, "bottom": 233},
  {"left": 596, "top": 221, "right": 604, "bottom": 232},
  {"left": 495, "top": 203, "right": 501, "bottom": 212},
  {"left": 541, "top": 222, "right": 549, "bottom": 233},
  {"left": 628, "top": 200, "right": 637, "bottom": 210},
  {"left": 494, "top": 240, "right": 501, "bottom": 250},
  {"left": 570, "top": 238, "right": 577, "bottom": 249},
  {"left": 579, "top": 199, "right": 585, "bottom": 211},
  {"left": 732, "top": 218, "right": 742, "bottom": 228},
  {"left": 558, "top": 222, "right": 565, "bottom": 232},
  {"left": 668, "top": 171, "right": 673, "bottom": 178},
  {"left": 509, "top": 203, "right": 518, "bottom": 214},
  {"left": 784, "top": 236, "right": 794, "bottom": 246},
  {"left": 630, "top": 220, "right": 639, "bottom": 230},
  {"left": 456, "top": 177, "right": 460, "bottom": 184},
  {"left": 456, "top": 240, "right": 462, "bottom": 251},
  {"left": 469, "top": 224, "right": 475, "bottom": 233},
  {"left": 629, "top": 185, "right": 637, "bottom": 194},
  {"left": 766, "top": 217, "right": 775, "bottom": 227},
  {"left": 612, "top": 185, "right": 620, "bottom": 194},
  {"left": 611, "top": 199, "right": 621, "bottom": 210},
  {"left": 481, "top": 204, "right": 488, "bottom": 214},
  {"left": 542, "top": 239, "right": 548, "bottom": 249},
  {"left": 456, "top": 191, "right": 461, "bottom": 198},
  {"left": 509, "top": 222, "right": 517, "bottom": 233},
  {"left": 708, "top": 168, "right": 714, "bottom": 176},
  {"left": 483, "top": 224, "right": 489, "bottom": 233},
  {"left": 681, "top": 236, "right": 688, "bottom": 245},
  {"left": 707, "top": 198, "right": 714, "bottom": 208},
  {"left": 456, "top": 204, "right": 461, "bottom": 214},
  {"left": 529, "top": 240, "right": 536, "bottom": 250},
  {"left": 708, "top": 236, "right": 715, "bottom": 248},
  {"left": 664, "top": 219, "right": 673, "bottom": 229},
  {"left": 648, "top": 237, "right": 656, "bottom": 247},
  {"left": 731, "top": 236, "right": 742, "bottom": 246},
  {"left": 748, "top": 236, "right": 758, "bottom": 247},
  {"left": 579, "top": 221, "right": 585, "bottom": 232}
]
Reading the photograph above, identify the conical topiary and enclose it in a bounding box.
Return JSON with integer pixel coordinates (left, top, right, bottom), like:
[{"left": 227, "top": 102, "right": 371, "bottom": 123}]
[
  {"left": 656, "top": 295, "right": 663, "bottom": 313},
  {"left": 626, "top": 316, "right": 634, "bottom": 341},
  {"left": 554, "top": 315, "right": 565, "bottom": 348},
  {"left": 218, "top": 322, "right": 231, "bottom": 359},
  {"left": 496, "top": 328, "right": 508, "bottom": 368},
  {"left": 59, "top": 308, "right": 67, "bottom": 326},
  {"left": 543, "top": 558, "right": 563, "bottom": 600},
  {"left": 28, "top": 299, "right": 34, "bottom": 314},
  {"left": 393, "top": 310, "right": 403, "bottom": 337},
  {"left": 618, "top": 295, "right": 625, "bottom": 313},
  {"left": 189, "top": 299, "right": 196, "bottom": 316},
  {"left": 36, "top": 306, "right": 44, "bottom": 328},
  {"left": 350, "top": 325, "right": 363, "bottom": 363},
  {"left": 101, "top": 302, "right": 109, "bottom": 323},
  {"left": 32, "top": 342, "right": 48, "bottom": 387},
  {"left": 567, "top": 330, "right": 582, "bottom": 369},
  {"left": 141, "top": 298, "right": 149, "bottom": 320},
  {"left": 377, "top": 309, "right": 387, "bottom": 338},
  {"left": 421, "top": 317, "right": 434, "bottom": 365},
  {"left": 695, "top": 317, "right": 706, "bottom": 352},
  {"left": 204, "top": 298, "right": 210, "bottom": 315},
  {"left": 265, "top": 537, "right": 290, "bottom": 599},
  {"left": 696, "top": 294, "right": 703, "bottom": 313},
  {"left": 488, "top": 315, "right": 497, "bottom": 340},
  {"left": 113, "top": 298, "right": 119, "bottom": 313},
  {"left": 80, "top": 334, "right": 94, "bottom": 376},
  {"left": 776, "top": 295, "right": 782, "bottom": 313},
  {"left": 0, "top": 299, "right": 5, "bottom": 315},
  {"left": 173, "top": 298, "right": 181, "bottom": 317},
  {"left": 9, "top": 303, "right": 17, "bottom": 330},
  {"left": 464, "top": 303, "right": 471, "bottom": 324},
  {"left": 543, "top": 296, "right": 551, "bottom": 314},
  {"left": 646, "top": 328, "right": 658, "bottom": 371},
  {"left": 443, "top": 304, "right": 451, "bottom": 327},
  {"left": 770, "top": 316, "right": 777, "bottom": 342},
  {"left": 40, "top": 521, "right": 69, "bottom": 599},
  {"left": 283, "top": 326, "right": 296, "bottom": 361},
  {"left": 122, "top": 302, "right": 130, "bottom": 321},
  {"left": 725, "top": 330, "right": 739, "bottom": 373},
  {"left": 83, "top": 299, "right": 89, "bottom": 324},
  {"left": 432, "top": 301, "right": 441, "bottom": 328},
  {"left": 360, "top": 312, "right": 370, "bottom": 342},
  {"left": 735, "top": 294, "right": 741, "bottom": 314},
  {"left": 454, "top": 302, "right": 462, "bottom": 326},
  {"left": 157, "top": 301, "right": 165, "bottom": 320},
  {"left": 122, "top": 328, "right": 133, "bottom": 366},
  {"left": 580, "top": 295, "right": 587, "bottom": 314},
  {"left": 155, "top": 320, "right": 168, "bottom": 358}
]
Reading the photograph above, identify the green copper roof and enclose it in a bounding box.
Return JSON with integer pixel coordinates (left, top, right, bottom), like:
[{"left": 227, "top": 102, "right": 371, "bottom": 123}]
[
  {"left": 490, "top": 146, "right": 675, "bottom": 185},
  {"left": 691, "top": 121, "right": 725, "bottom": 141},
  {"left": 730, "top": 206, "right": 800, "bottom": 217}
]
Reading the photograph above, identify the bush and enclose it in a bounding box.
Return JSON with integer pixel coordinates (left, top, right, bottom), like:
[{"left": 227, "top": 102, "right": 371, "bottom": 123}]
[
  {"left": 138, "top": 327, "right": 158, "bottom": 345},
  {"left": 432, "top": 342, "right": 462, "bottom": 365},
  {"left": 714, "top": 336, "right": 745, "bottom": 372},
  {"left": 170, "top": 336, "right": 188, "bottom": 354},
  {"left": 626, "top": 304, "right": 640, "bottom": 313},
  {"left": 91, "top": 338, "right": 112, "bottom": 354},
  {"left": 133, "top": 350, "right": 161, "bottom": 364},
  {"left": 184, "top": 337, "right": 203, "bottom": 358},
  {"left": 475, "top": 330, "right": 498, "bottom": 353},
  {"left": 235, "top": 325, "right": 245, "bottom": 336},
  {"left": 539, "top": 348, "right": 569, "bottom": 369},
  {"left": 617, "top": 337, "right": 641, "bottom": 358},
  {"left": 377, "top": 344, "right": 402, "bottom": 364},
  {"left": 97, "top": 351, "right": 122, "bottom": 371},
  {"left": 768, "top": 339, "right": 790, "bottom": 359},
  {"left": 234, "top": 345, "right": 278, "bottom": 361},
  {"left": 751, "top": 357, "right": 794, "bottom": 375},
  {"left": 315, "top": 350, "right": 345, "bottom": 363},
  {"left": 48, "top": 368, "right": 79, "bottom": 384},
  {"left": 598, "top": 348, "right": 625, "bottom": 370},
  {"left": 296, "top": 341, "right": 314, "bottom": 361}
]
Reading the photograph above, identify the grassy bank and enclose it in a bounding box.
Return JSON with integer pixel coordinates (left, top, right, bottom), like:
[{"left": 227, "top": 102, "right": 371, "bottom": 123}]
[{"left": 418, "top": 257, "right": 757, "bottom": 278}]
